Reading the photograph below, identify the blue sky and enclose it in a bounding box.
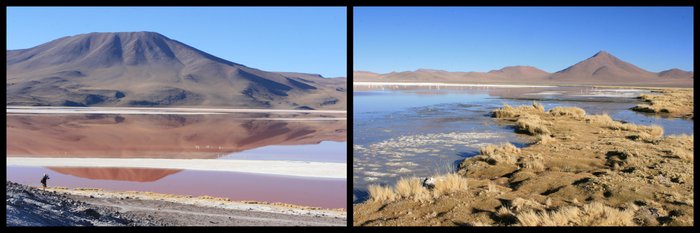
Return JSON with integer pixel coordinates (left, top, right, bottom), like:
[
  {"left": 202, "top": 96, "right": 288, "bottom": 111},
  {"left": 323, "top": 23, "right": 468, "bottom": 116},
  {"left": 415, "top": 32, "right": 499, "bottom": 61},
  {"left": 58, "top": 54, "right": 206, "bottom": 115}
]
[
  {"left": 7, "top": 7, "right": 346, "bottom": 77},
  {"left": 354, "top": 7, "right": 693, "bottom": 73}
]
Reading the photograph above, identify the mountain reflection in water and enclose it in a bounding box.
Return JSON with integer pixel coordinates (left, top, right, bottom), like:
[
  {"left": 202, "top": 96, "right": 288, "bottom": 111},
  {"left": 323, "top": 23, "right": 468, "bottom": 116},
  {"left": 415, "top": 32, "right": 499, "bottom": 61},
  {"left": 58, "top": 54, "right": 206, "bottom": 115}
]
[{"left": 7, "top": 113, "right": 346, "bottom": 182}]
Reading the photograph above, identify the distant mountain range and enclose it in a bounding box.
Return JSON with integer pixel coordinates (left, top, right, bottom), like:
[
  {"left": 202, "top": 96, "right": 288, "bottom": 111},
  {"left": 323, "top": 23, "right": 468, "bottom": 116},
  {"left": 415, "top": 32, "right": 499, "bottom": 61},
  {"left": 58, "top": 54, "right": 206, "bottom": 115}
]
[
  {"left": 7, "top": 32, "right": 346, "bottom": 109},
  {"left": 354, "top": 51, "right": 693, "bottom": 87}
]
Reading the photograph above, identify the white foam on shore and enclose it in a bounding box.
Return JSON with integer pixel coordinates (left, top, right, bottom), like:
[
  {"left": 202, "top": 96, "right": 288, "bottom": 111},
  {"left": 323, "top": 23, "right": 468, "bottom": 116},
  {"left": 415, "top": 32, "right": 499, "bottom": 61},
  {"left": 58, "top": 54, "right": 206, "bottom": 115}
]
[
  {"left": 353, "top": 82, "right": 555, "bottom": 88},
  {"left": 6, "top": 106, "right": 347, "bottom": 115},
  {"left": 7, "top": 157, "right": 346, "bottom": 179}
]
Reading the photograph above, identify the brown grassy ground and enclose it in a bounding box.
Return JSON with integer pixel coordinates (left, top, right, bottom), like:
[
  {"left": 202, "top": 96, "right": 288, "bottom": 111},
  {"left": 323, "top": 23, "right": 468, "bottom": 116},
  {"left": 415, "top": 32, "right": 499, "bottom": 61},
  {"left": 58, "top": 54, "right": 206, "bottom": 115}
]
[
  {"left": 353, "top": 103, "right": 693, "bottom": 226},
  {"left": 631, "top": 89, "right": 693, "bottom": 119}
]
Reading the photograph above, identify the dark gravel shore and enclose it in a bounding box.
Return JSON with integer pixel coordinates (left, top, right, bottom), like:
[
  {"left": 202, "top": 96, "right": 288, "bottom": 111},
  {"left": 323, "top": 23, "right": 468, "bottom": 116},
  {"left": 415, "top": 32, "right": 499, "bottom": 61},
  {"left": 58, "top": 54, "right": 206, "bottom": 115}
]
[{"left": 6, "top": 181, "right": 345, "bottom": 226}]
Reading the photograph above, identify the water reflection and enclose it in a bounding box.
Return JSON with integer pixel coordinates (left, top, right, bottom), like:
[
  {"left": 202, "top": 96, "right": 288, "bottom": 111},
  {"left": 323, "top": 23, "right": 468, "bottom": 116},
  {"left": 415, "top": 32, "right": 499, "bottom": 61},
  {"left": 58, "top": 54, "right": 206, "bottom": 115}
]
[
  {"left": 7, "top": 166, "right": 346, "bottom": 208},
  {"left": 7, "top": 113, "right": 346, "bottom": 182},
  {"left": 47, "top": 167, "right": 181, "bottom": 182}
]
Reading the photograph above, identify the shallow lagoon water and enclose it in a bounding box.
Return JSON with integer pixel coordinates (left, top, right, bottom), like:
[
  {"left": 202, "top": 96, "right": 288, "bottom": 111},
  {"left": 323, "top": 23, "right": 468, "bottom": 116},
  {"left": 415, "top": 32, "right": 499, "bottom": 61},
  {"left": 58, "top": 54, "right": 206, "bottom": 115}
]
[
  {"left": 6, "top": 111, "right": 347, "bottom": 208},
  {"left": 7, "top": 166, "right": 346, "bottom": 208},
  {"left": 353, "top": 85, "right": 693, "bottom": 203}
]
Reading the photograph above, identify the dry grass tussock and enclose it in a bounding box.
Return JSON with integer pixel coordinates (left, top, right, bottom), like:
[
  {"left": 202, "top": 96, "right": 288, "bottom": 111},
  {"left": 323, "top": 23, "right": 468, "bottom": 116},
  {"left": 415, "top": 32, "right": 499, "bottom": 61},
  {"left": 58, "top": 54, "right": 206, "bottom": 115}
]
[
  {"left": 631, "top": 104, "right": 659, "bottom": 113},
  {"left": 367, "top": 185, "right": 396, "bottom": 203},
  {"left": 661, "top": 135, "right": 694, "bottom": 162},
  {"left": 516, "top": 202, "right": 636, "bottom": 226},
  {"left": 486, "top": 182, "right": 498, "bottom": 193},
  {"left": 432, "top": 173, "right": 469, "bottom": 197},
  {"left": 536, "top": 134, "right": 556, "bottom": 145},
  {"left": 627, "top": 131, "right": 662, "bottom": 143},
  {"left": 640, "top": 125, "right": 664, "bottom": 138},
  {"left": 664, "top": 134, "right": 694, "bottom": 145},
  {"left": 518, "top": 154, "right": 545, "bottom": 172},
  {"left": 367, "top": 173, "right": 468, "bottom": 203},
  {"left": 493, "top": 102, "right": 544, "bottom": 118},
  {"left": 584, "top": 113, "right": 614, "bottom": 125},
  {"left": 394, "top": 177, "right": 431, "bottom": 201},
  {"left": 479, "top": 143, "right": 521, "bottom": 165},
  {"left": 532, "top": 101, "right": 545, "bottom": 112},
  {"left": 586, "top": 113, "right": 664, "bottom": 138},
  {"left": 549, "top": 106, "right": 586, "bottom": 119},
  {"left": 511, "top": 197, "right": 546, "bottom": 212},
  {"left": 609, "top": 123, "right": 664, "bottom": 138},
  {"left": 671, "top": 148, "right": 694, "bottom": 162},
  {"left": 515, "top": 114, "right": 550, "bottom": 135},
  {"left": 480, "top": 143, "right": 521, "bottom": 155},
  {"left": 495, "top": 206, "right": 516, "bottom": 222},
  {"left": 632, "top": 90, "right": 694, "bottom": 118}
]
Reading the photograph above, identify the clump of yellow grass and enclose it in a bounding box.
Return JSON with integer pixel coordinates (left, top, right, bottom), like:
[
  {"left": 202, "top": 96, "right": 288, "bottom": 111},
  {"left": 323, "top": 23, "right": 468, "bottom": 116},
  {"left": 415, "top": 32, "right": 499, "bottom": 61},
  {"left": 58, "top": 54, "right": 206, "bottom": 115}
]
[
  {"left": 394, "top": 177, "right": 431, "bottom": 202},
  {"left": 516, "top": 202, "right": 636, "bottom": 226},
  {"left": 536, "top": 134, "right": 556, "bottom": 145},
  {"left": 515, "top": 114, "right": 550, "bottom": 135},
  {"left": 479, "top": 143, "right": 521, "bottom": 165},
  {"left": 518, "top": 154, "right": 545, "bottom": 172},
  {"left": 493, "top": 102, "right": 545, "bottom": 118},
  {"left": 366, "top": 173, "right": 469, "bottom": 203},
  {"left": 586, "top": 113, "right": 664, "bottom": 138},
  {"left": 549, "top": 106, "right": 586, "bottom": 118},
  {"left": 432, "top": 173, "right": 469, "bottom": 197},
  {"left": 367, "top": 185, "right": 396, "bottom": 203}
]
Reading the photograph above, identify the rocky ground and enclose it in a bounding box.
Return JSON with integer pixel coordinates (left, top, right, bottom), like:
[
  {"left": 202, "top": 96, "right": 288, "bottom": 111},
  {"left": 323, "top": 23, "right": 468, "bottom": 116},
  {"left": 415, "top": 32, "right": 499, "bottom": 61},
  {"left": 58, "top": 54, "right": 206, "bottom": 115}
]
[
  {"left": 354, "top": 100, "right": 693, "bottom": 226},
  {"left": 6, "top": 181, "right": 142, "bottom": 226},
  {"left": 7, "top": 181, "right": 346, "bottom": 226}
]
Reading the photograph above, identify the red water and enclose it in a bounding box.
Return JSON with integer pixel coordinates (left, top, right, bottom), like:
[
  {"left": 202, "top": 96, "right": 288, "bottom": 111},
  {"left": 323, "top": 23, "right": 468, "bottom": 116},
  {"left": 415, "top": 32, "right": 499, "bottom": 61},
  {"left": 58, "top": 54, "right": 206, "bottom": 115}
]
[
  {"left": 6, "top": 113, "right": 347, "bottom": 209},
  {"left": 7, "top": 166, "right": 346, "bottom": 209}
]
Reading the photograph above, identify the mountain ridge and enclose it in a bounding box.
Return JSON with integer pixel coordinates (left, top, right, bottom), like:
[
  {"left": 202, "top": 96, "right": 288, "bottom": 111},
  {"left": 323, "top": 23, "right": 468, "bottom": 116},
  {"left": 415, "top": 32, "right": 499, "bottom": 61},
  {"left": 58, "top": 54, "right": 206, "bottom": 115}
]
[
  {"left": 7, "top": 32, "right": 346, "bottom": 109},
  {"left": 354, "top": 50, "right": 692, "bottom": 87}
]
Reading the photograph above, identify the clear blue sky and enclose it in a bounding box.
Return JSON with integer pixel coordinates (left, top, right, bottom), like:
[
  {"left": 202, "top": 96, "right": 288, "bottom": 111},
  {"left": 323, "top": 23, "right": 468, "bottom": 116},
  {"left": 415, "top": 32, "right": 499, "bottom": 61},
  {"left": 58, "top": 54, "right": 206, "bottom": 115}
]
[
  {"left": 7, "top": 7, "right": 346, "bottom": 77},
  {"left": 354, "top": 7, "right": 693, "bottom": 73}
]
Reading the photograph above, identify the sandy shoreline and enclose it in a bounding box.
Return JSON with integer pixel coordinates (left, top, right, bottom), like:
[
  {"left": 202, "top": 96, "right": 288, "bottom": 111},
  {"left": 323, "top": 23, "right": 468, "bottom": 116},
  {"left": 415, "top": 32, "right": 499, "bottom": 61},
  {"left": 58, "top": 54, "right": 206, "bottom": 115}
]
[
  {"left": 7, "top": 157, "right": 346, "bottom": 179},
  {"left": 6, "top": 106, "right": 347, "bottom": 115}
]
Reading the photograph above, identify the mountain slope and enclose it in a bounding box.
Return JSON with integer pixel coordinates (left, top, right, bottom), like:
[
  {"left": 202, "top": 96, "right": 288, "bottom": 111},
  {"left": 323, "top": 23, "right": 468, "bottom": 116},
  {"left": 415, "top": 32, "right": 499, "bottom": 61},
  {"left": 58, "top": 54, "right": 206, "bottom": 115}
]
[
  {"left": 488, "top": 66, "right": 550, "bottom": 79},
  {"left": 6, "top": 32, "right": 346, "bottom": 109},
  {"left": 354, "top": 51, "right": 692, "bottom": 87},
  {"left": 658, "top": 68, "right": 693, "bottom": 79},
  {"left": 549, "top": 51, "right": 657, "bottom": 83}
]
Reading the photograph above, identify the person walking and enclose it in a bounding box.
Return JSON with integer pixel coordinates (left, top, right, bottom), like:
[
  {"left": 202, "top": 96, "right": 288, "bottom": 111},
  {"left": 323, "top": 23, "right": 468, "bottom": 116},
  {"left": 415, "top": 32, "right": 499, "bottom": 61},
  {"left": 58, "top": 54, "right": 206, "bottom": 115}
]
[{"left": 40, "top": 173, "right": 50, "bottom": 190}]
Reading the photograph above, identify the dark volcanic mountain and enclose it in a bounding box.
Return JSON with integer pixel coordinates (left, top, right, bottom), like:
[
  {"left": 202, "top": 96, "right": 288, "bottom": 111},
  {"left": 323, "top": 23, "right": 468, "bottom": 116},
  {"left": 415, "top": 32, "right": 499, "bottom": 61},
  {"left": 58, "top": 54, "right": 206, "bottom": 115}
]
[
  {"left": 6, "top": 32, "right": 346, "bottom": 109},
  {"left": 354, "top": 51, "right": 692, "bottom": 87}
]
